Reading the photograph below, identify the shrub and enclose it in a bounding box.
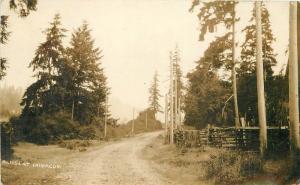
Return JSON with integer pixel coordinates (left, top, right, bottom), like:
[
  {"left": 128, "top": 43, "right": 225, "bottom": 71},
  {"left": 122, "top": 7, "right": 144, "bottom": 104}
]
[
  {"left": 58, "top": 139, "right": 91, "bottom": 151},
  {"left": 1, "top": 122, "right": 14, "bottom": 160},
  {"left": 78, "top": 126, "right": 96, "bottom": 140},
  {"left": 26, "top": 112, "right": 79, "bottom": 144},
  {"left": 204, "top": 150, "right": 261, "bottom": 184}
]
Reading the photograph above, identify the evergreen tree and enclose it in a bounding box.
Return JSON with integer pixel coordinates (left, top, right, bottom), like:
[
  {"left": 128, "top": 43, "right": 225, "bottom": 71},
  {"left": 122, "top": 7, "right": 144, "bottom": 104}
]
[
  {"left": 148, "top": 71, "right": 162, "bottom": 115},
  {"left": 184, "top": 40, "right": 232, "bottom": 128},
  {"left": 172, "top": 46, "right": 184, "bottom": 109},
  {"left": 66, "top": 22, "right": 108, "bottom": 123},
  {"left": 190, "top": 0, "right": 240, "bottom": 126},
  {"left": 21, "top": 14, "right": 67, "bottom": 115},
  {"left": 239, "top": 3, "right": 277, "bottom": 77},
  {"left": 0, "top": 16, "right": 9, "bottom": 80},
  {"left": 238, "top": 3, "right": 278, "bottom": 126}
]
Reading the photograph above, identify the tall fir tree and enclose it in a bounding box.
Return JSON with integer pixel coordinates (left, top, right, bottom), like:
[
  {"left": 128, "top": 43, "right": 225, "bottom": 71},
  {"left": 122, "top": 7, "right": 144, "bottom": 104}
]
[
  {"left": 66, "top": 22, "right": 108, "bottom": 123},
  {"left": 239, "top": 3, "right": 277, "bottom": 77},
  {"left": 148, "top": 71, "right": 162, "bottom": 116},
  {"left": 21, "top": 14, "right": 67, "bottom": 115},
  {"left": 238, "top": 3, "right": 278, "bottom": 126}
]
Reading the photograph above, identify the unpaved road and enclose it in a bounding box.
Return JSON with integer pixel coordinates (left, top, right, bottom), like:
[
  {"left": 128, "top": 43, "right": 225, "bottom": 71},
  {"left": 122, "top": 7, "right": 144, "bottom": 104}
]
[{"left": 57, "top": 131, "right": 173, "bottom": 185}]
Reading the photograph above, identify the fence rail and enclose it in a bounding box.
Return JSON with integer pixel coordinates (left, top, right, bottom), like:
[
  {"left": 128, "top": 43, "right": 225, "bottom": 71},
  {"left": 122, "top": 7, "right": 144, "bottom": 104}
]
[{"left": 174, "top": 127, "right": 290, "bottom": 152}]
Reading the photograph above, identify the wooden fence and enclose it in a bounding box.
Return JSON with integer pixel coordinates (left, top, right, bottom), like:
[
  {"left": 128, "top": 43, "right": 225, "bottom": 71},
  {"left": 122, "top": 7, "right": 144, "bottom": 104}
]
[{"left": 174, "top": 127, "right": 290, "bottom": 153}]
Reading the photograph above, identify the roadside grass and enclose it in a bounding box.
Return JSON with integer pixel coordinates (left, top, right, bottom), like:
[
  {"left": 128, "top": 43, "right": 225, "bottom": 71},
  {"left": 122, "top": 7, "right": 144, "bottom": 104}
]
[
  {"left": 142, "top": 134, "right": 295, "bottom": 185},
  {"left": 1, "top": 140, "right": 105, "bottom": 185},
  {"left": 142, "top": 134, "right": 215, "bottom": 185},
  {"left": 58, "top": 139, "right": 93, "bottom": 151}
]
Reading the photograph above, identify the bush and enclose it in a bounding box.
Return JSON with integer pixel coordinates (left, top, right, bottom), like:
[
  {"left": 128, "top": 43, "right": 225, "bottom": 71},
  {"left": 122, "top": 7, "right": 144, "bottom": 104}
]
[
  {"left": 78, "top": 126, "right": 96, "bottom": 140},
  {"left": 58, "top": 139, "right": 91, "bottom": 150},
  {"left": 1, "top": 122, "right": 14, "bottom": 160},
  {"left": 26, "top": 112, "right": 79, "bottom": 144},
  {"left": 204, "top": 150, "right": 261, "bottom": 184}
]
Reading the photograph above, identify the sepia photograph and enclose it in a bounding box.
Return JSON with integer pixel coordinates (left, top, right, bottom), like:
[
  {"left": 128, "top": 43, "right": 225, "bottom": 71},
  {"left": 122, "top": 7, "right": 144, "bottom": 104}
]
[{"left": 0, "top": 0, "right": 300, "bottom": 184}]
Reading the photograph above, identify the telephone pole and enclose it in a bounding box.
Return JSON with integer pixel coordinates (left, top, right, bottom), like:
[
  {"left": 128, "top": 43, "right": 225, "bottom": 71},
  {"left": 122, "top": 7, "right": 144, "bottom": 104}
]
[
  {"left": 232, "top": 5, "right": 240, "bottom": 127},
  {"left": 178, "top": 97, "right": 181, "bottom": 129},
  {"left": 165, "top": 93, "right": 169, "bottom": 139},
  {"left": 255, "top": 1, "right": 267, "bottom": 158},
  {"left": 289, "top": 1, "right": 300, "bottom": 152},
  {"left": 104, "top": 94, "right": 108, "bottom": 138},
  {"left": 131, "top": 108, "right": 135, "bottom": 135},
  {"left": 174, "top": 61, "right": 178, "bottom": 130},
  {"left": 169, "top": 51, "right": 174, "bottom": 144},
  {"left": 145, "top": 111, "right": 148, "bottom": 129}
]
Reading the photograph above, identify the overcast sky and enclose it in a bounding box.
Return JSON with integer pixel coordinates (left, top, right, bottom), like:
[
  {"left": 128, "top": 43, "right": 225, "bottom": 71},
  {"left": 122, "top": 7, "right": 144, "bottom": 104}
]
[{"left": 0, "top": 0, "right": 289, "bottom": 121}]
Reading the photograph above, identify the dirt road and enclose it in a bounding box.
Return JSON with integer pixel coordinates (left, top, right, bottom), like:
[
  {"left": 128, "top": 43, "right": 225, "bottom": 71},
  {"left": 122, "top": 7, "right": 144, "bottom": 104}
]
[{"left": 57, "top": 131, "right": 173, "bottom": 185}]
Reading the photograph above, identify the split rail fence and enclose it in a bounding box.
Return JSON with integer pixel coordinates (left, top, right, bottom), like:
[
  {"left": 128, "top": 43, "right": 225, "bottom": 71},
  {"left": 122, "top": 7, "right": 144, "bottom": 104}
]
[{"left": 174, "top": 127, "right": 290, "bottom": 153}]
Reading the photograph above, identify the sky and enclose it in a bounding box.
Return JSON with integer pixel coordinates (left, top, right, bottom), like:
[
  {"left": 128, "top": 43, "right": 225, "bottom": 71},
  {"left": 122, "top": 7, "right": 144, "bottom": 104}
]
[{"left": 0, "top": 0, "right": 289, "bottom": 122}]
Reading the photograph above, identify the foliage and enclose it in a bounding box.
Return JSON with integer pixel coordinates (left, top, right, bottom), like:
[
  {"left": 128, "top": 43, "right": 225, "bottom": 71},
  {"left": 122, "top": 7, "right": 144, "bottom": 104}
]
[
  {"left": 199, "top": 33, "right": 233, "bottom": 71},
  {"left": 189, "top": 0, "right": 238, "bottom": 41},
  {"left": 78, "top": 126, "right": 96, "bottom": 140},
  {"left": 0, "top": 15, "right": 9, "bottom": 80},
  {"left": 1, "top": 121, "right": 14, "bottom": 160},
  {"left": 237, "top": 3, "right": 284, "bottom": 126},
  {"left": 58, "top": 139, "right": 91, "bottom": 150},
  {"left": 184, "top": 65, "right": 232, "bottom": 128},
  {"left": 66, "top": 21, "right": 108, "bottom": 123},
  {"left": 21, "top": 14, "right": 67, "bottom": 116},
  {"left": 148, "top": 71, "right": 162, "bottom": 115},
  {"left": 21, "top": 15, "right": 108, "bottom": 127},
  {"left": 9, "top": 0, "right": 37, "bottom": 17},
  {"left": 239, "top": 3, "right": 276, "bottom": 76},
  {"left": 0, "top": 85, "right": 23, "bottom": 120},
  {"left": 25, "top": 112, "right": 79, "bottom": 144},
  {"left": 204, "top": 151, "right": 261, "bottom": 185},
  {"left": 185, "top": 0, "right": 239, "bottom": 128}
]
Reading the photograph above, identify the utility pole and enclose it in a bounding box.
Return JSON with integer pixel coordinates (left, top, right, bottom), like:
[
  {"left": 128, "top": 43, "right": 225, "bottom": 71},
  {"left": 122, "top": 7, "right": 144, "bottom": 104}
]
[
  {"left": 289, "top": 1, "right": 300, "bottom": 152},
  {"left": 169, "top": 51, "right": 174, "bottom": 144},
  {"left": 165, "top": 93, "right": 169, "bottom": 139},
  {"left": 131, "top": 108, "right": 135, "bottom": 135},
  {"left": 232, "top": 4, "right": 240, "bottom": 128},
  {"left": 145, "top": 110, "right": 148, "bottom": 130},
  {"left": 178, "top": 97, "right": 181, "bottom": 129},
  {"left": 174, "top": 60, "right": 178, "bottom": 130},
  {"left": 104, "top": 94, "right": 108, "bottom": 138},
  {"left": 71, "top": 100, "right": 74, "bottom": 121},
  {"left": 255, "top": 1, "right": 267, "bottom": 158}
]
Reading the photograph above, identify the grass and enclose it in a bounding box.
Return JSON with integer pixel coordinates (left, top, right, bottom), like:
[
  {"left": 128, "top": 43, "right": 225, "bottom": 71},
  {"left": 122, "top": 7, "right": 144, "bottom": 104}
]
[
  {"left": 142, "top": 133, "right": 298, "bottom": 185},
  {"left": 1, "top": 140, "right": 104, "bottom": 185},
  {"left": 142, "top": 134, "right": 215, "bottom": 185},
  {"left": 58, "top": 139, "right": 92, "bottom": 151}
]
